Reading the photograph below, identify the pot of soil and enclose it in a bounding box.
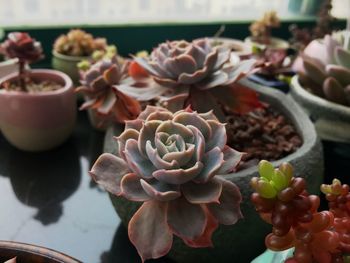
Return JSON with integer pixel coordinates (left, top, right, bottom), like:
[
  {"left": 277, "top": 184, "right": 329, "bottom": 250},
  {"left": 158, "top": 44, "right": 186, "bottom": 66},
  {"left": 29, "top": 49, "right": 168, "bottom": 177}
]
[
  {"left": 0, "top": 241, "right": 81, "bottom": 263},
  {"left": 290, "top": 75, "right": 350, "bottom": 143},
  {"left": 102, "top": 78, "right": 323, "bottom": 263},
  {"left": 0, "top": 69, "right": 76, "bottom": 151},
  {"left": 290, "top": 32, "right": 350, "bottom": 143}
]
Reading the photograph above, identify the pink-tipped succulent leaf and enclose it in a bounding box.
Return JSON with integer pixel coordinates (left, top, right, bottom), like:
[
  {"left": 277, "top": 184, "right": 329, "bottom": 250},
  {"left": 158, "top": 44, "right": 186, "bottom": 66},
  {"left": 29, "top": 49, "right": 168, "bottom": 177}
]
[
  {"left": 0, "top": 32, "right": 43, "bottom": 63},
  {"left": 130, "top": 38, "right": 263, "bottom": 118},
  {"left": 90, "top": 106, "right": 244, "bottom": 261},
  {"left": 77, "top": 56, "right": 141, "bottom": 124}
]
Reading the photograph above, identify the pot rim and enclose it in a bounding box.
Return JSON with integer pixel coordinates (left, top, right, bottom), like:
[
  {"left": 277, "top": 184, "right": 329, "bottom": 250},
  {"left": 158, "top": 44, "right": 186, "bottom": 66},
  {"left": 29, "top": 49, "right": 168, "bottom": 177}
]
[
  {"left": 52, "top": 50, "right": 90, "bottom": 61},
  {"left": 0, "top": 69, "right": 73, "bottom": 97},
  {"left": 226, "top": 78, "right": 319, "bottom": 180},
  {"left": 0, "top": 240, "right": 81, "bottom": 263},
  {"left": 291, "top": 75, "right": 350, "bottom": 114}
]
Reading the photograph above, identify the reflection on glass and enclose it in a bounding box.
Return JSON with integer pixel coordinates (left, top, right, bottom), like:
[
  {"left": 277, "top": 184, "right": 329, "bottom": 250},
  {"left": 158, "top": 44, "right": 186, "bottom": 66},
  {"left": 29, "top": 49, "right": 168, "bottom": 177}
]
[
  {"left": 101, "top": 223, "right": 174, "bottom": 263},
  {"left": 7, "top": 139, "right": 81, "bottom": 225}
]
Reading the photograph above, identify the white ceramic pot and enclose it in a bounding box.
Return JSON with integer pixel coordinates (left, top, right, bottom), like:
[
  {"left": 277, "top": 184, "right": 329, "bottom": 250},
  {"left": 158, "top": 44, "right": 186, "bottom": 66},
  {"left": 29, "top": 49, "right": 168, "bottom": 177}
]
[
  {"left": 0, "top": 59, "right": 18, "bottom": 79},
  {"left": 290, "top": 75, "right": 350, "bottom": 143}
]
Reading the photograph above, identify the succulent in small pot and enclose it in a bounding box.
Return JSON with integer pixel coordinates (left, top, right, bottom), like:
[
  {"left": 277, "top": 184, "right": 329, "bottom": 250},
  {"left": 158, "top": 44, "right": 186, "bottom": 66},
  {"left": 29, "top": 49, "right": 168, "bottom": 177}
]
[
  {"left": 52, "top": 29, "right": 110, "bottom": 84},
  {"left": 251, "top": 160, "right": 350, "bottom": 263},
  {"left": 246, "top": 11, "right": 289, "bottom": 50},
  {"left": 76, "top": 56, "right": 141, "bottom": 130},
  {"left": 90, "top": 106, "right": 244, "bottom": 262},
  {"left": 291, "top": 30, "right": 350, "bottom": 142},
  {"left": 0, "top": 32, "right": 76, "bottom": 151}
]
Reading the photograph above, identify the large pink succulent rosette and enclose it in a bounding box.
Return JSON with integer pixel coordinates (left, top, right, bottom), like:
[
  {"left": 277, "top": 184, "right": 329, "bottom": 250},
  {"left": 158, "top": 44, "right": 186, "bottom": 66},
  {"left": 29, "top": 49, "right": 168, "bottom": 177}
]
[{"left": 90, "top": 106, "right": 244, "bottom": 261}]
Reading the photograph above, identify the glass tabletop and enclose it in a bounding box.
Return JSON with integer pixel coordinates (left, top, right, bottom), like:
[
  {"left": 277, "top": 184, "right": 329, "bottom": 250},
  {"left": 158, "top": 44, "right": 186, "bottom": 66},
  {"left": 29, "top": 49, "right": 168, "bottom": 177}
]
[{"left": 1, "top": 110, "right": 349, "bottom": 263}]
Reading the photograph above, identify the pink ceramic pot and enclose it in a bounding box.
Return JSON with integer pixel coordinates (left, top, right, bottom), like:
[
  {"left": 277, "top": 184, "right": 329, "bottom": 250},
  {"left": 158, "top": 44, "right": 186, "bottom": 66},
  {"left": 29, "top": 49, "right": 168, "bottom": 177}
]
[{"left": 0, "top": 69, "right": 76, "bottom": 151}]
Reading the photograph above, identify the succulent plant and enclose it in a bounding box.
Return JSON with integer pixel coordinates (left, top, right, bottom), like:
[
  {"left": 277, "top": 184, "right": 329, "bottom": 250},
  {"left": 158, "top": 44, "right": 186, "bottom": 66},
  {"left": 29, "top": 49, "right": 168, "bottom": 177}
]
[
  {"left": 125, "top": 38, "right": 262, "bottom": 120},
  {"left": 53, "top": 29, "right": 107, "bottom": 57},
  {"left": 249, "top": 11, "right": 280, "bottom": 45},
  {"left": 90, "top": 106, "right": 244, "bottom": 261},
  {"left": 77, "top": 56, "right": 141, "bottom": 125},
  {"left": 252, "top": 161, "right": 350, "bottom": 263},
  {"left": 0, "top": 32, "right": 44, "bottom": 91},
  {"left": 293, "top": 31, "right": 350, "bottom": 106}
]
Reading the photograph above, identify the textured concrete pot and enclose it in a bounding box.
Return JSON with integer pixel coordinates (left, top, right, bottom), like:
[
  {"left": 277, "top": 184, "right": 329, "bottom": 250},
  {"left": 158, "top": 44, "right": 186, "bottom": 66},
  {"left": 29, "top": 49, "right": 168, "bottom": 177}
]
[
  {"left": 0, "top": 69, "right": 76, "bottom": 152},
  {"left": 52, "top": 50, "right": 88, "bottom": 85},
  {"left": 0, "top": 59, "right": 18, "bottom": 79},
  {"left": 103, "top": 79, "right": 323, "bottom": 263},
  {"left": 290, "top": 75, "right": 350, "bottom": 143}
]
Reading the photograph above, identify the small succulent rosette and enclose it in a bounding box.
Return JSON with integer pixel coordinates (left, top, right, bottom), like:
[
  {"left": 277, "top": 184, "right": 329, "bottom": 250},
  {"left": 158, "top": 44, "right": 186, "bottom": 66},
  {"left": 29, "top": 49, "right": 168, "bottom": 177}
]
[
  {"left": 124, "top": 38, "right": 263, "bottom": 120},
  {"left": 77, "top": 56, "right": 141, "bottom": 128},
  {"left": 293, "top": 31, "right": 350, "bottom": 106},
  {"left": 90, "top": 106, "right": 244, "bottom": 261}
]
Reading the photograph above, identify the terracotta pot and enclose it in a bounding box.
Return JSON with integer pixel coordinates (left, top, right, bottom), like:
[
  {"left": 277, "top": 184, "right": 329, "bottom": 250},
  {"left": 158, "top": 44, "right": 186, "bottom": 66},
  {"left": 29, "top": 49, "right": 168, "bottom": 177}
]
[
  {"left": 103, "top": 79, "right": 323, "bottom": 263},
  {"left": 51, "top": 50, "right": 88, "bottom": 85},
  {"left": 290, "top": 75, "right": 350, "bottom": 143},
  {"left": 0, "top": 240, "right": 81, "bottom": 263},
  {"left": 0, "top": 69, "right": 76, "bottom": 152}
]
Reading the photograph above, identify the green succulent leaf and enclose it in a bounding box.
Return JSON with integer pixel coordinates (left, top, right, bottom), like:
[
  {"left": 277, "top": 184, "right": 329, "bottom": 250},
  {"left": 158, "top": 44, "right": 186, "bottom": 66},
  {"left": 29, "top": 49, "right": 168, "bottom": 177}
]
[{"left": 258, "top": 160, "right": 275, "bottom": 180}]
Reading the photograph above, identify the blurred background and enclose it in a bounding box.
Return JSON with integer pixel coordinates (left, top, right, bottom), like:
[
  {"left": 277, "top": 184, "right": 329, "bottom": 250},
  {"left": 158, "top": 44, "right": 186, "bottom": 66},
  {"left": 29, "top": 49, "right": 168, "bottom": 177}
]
[{"left": 0, "top": 0, "right": 349, "bottom": 27}]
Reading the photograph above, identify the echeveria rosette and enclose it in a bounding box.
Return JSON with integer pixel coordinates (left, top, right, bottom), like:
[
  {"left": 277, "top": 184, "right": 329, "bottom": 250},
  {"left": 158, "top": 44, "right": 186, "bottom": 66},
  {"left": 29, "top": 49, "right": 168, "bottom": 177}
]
[
  {"left": 0, "top": 32, "right": 43, "bottom": 63},
  {"left": 129, "top": 38, "right": 263, "bottom": 120},
  {"left": 77, "top": 56, "right": 141, "bottom": 124},
  {"left": 293, "top": 32, "right": 350, "bottom": 106},
  {"left": 90, "top": 106, "right": 244, "bottom": 262}
]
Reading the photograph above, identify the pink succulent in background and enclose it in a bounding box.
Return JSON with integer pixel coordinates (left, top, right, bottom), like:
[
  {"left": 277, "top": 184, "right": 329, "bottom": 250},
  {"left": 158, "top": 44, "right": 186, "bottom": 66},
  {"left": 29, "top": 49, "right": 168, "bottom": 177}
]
[
  {"left": 293, "top": 32, "right": 350, "bottom": 106},
  {"left": 77, "top": 56, "right": 141, "bottom": 125},
  {"left": 90, "top": 106, "right": 244, "bottom": 261},
  {"left": 123, "top": 38, "right": 263, "bottom": 120}
]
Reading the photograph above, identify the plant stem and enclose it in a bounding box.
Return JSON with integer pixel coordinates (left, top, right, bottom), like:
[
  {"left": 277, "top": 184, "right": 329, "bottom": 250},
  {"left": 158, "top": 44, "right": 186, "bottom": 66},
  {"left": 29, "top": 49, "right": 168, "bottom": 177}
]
[{"left": 18, "top": 60, "right": 26, "bottom": 92}]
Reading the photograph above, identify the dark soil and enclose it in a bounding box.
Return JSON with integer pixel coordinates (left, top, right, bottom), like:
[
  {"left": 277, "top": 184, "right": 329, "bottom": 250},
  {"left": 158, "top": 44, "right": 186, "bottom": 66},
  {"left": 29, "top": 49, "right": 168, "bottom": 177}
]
[
  {"left": 226, "top": 106, "right": 302, "bottom": 168},
  {"left": 2, "top": 78, "right": 63, "bottom": 92}
]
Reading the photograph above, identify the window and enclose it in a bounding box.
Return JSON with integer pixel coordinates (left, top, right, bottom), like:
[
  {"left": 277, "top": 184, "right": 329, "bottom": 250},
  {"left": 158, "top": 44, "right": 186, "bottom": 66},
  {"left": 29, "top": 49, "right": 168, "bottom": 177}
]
[{"left": 0, "top": 0, "right": 336, "bottom": 27}]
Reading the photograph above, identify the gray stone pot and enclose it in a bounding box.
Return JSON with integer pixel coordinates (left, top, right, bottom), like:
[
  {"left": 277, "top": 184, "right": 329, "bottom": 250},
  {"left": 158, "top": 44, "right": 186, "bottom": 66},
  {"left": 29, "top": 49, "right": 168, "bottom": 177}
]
[
  {"left": 103, "top": 79, "right": 323, "bottom": 263},
  {"left": 290, "top": 75, "right": 350, "bottom": 143}
]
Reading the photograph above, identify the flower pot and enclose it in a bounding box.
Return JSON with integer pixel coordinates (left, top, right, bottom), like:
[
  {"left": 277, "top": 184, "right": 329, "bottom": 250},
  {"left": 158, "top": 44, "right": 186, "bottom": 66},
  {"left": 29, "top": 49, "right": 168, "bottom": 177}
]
[
  {"left": 0, "top": 69, "right": 76, "bottom": 152},
  {"left": 206, "top": 37, "right": 252, "bottom": 59},
  {"left": 252, "top": 248, "right": 294, "bottom": 263},
  {"left": 51, "top": 50, "right": 88, "bottom": 85},
  {"left": 245, "top": 37, "right": 290, "bottom": 50},
  {"left": 290, "top": 75, "right": 350, "bottom": 143},
  {"left": 0, "top": 240, "right": 81, "bottom": 263},
  {"left": 0, "top": 59, "right": 18, "bottom": 79},
  {"left": 103, "top": 79, "right": 323, "bottom": 263}
]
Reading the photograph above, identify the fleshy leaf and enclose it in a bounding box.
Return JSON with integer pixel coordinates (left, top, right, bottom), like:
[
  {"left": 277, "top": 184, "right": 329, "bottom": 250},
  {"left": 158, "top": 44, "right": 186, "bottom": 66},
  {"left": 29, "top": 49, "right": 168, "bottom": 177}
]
[
  {"left": 153, "top": 162, "right": 203, "bottom": 184},
  {"left": 120, "top": 173, "right": 151, "bottom": 201},
  {"left": 194, "top": 147, "right": 224, "bottom": 183},
  {"left": 217, "top": 146, "right": 243, "bottom": 174},
  {"left": 128, "top": 201, "right": 173, "bottom": 262},
  {"left": 323, "top": 77, "right": 347, "bottom": 105},
  {"left": 124, "top": 139, "right": 156, "bottom": 178},
  {"left": 182, "top": 206, "right": 219, "bottom": 248},
  {"left": 140, "top": 179, "right": 181, "bottom": 201},
  {"left": 207, "top": 178, "right": 242, "bottom": 225},
  {"left": 182, "top": 177, "right": 222, "bottom": 204},
  {"left": 167, "top": 197, "right": 206, "bottom": 240},
  {"left": 90, "top": 153, "right": 130, "bottom": 195},
  {"left": 334, "top": 46, "right": 350, "bottom": 68}
]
